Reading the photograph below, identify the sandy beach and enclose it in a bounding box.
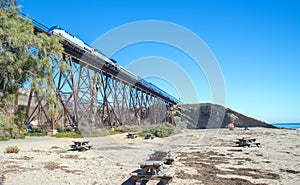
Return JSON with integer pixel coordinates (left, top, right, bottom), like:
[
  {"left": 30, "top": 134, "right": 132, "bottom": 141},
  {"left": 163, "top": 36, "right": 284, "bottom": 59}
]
[{"left": 0, "top": 127, "right": 299, "bottom": 185}]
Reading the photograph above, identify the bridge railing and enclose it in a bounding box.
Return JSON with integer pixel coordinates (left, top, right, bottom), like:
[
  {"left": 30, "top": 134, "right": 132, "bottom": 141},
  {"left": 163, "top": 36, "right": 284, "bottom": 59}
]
[{"left": 18, "top": 12, "right": 50, "bottom": 33}]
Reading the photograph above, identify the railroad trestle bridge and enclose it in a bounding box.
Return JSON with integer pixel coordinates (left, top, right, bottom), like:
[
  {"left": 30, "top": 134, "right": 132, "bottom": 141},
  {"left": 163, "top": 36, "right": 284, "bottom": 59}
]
[{"left": 23, "top": 13, "right": 180, "bottom": 131}]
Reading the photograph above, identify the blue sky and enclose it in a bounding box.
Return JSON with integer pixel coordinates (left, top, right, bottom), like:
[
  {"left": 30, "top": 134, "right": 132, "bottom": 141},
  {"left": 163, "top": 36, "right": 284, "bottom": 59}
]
[{"left": 18, "top": 0, "right": 300, "bottom": 123}]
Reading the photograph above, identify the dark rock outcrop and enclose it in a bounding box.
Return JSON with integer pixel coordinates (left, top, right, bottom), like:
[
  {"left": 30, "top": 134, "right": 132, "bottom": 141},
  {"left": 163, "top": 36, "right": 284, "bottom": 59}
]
[{"left": 174, "top": 103, "right": 276, "bottom": 129}]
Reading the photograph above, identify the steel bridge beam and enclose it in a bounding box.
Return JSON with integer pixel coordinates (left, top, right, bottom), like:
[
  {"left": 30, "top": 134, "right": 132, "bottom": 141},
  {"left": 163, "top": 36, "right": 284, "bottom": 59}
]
[{"left": 27, "top": 53, "right": 175, "bottom": 131}]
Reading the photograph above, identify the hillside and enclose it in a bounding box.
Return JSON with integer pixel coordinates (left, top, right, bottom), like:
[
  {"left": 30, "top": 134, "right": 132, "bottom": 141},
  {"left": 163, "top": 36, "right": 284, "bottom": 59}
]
[{"left": 174, "top": 103, "right": 276, "bottom": 129}]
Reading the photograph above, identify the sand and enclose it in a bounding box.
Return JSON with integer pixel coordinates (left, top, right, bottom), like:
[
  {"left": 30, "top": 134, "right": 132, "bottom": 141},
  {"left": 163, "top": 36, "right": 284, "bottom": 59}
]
[{"left": 0, "top": 127, "right": 299, "bottom": 185}]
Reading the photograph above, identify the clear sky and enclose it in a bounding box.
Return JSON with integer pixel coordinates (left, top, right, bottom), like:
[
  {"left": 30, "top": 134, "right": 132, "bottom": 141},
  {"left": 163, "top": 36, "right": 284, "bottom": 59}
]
[{"left": 18, "top": 0, "right": 300, "bottom": 123}]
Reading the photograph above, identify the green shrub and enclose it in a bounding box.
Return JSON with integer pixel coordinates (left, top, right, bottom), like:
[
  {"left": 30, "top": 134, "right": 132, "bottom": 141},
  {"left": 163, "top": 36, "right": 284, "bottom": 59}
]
[
  {"left": 0, "top": 115, "right": 27, "bottom": 139},
  {"left": 0, "top": 129, "right": 9, "bottom": 140},
  {"left": 136, "top": 131, "right": 151, "bottom": 138},
  {"left": 5, "top": 146, "right": 20, "bottom": 153},
  {"left": 0, "top": 137, "right": 9, "bottom": 141},
  {"left": 18, "top": 134, "right": 26, "bottom": 139},
  {"left": 108, "top": 129, "right": 123, "bottom": 135},
  {"left": 81, "top": 131, "right": 108, "bottom": 137},
  {"left": 26, "top": 132, "right": 47, "bottom": 136},
  {"left": 54, "top": 131, "right": 83, "bottom": 138},
  {"left": 151, "top": 122, "right": 175, "bottom": 138}
]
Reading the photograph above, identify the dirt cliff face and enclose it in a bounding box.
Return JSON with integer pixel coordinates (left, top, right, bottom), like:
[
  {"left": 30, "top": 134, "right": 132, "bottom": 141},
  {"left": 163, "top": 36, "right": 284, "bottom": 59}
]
[{"left": 174, "top": 103, "right": 276, "bottom": 129}]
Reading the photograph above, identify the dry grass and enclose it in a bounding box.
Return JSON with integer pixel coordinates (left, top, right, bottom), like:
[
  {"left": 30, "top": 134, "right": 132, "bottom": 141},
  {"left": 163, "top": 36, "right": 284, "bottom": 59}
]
[
  {"left": 5, "top": 146, "right": 20, "bottom": 153},
  {"left": 42, "top": 161, "right": 82, "bottom": 174},
  {"left": 43, "top": 161, "right": 61, "bottom": 170}
]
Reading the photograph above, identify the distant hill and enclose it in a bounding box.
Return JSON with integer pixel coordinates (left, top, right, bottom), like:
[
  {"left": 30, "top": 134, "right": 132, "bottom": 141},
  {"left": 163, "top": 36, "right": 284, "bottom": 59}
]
[{"left": 174, "top": 103, "right": 276, "bottom": 129}]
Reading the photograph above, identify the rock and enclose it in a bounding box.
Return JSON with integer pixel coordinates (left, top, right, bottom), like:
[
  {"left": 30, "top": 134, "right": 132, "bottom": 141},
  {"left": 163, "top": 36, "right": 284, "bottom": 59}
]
[{"left": 174, "top": 103, "right": 276, "bottom": 129}]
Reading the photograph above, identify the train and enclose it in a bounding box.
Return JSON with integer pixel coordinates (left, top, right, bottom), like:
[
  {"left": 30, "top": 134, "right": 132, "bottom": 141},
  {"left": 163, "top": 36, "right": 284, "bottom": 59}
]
[
  {"left": 48, "top": 26, "right": 179, "bottom": 104},
  {"left": 48, "top": 26, "right": 120, "bottom": 71}
]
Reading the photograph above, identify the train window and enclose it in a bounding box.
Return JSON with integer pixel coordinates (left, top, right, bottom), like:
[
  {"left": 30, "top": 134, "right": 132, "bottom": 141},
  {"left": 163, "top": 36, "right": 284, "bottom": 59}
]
[{"left": 110, "top": 58, "right": 117, "bottom": 63}]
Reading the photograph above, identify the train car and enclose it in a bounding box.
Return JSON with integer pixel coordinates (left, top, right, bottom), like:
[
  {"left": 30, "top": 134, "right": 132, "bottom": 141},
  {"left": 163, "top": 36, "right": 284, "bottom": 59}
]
[
  {"left": 119, "top": 66, "right": 139, "bottom": 81},
  {"left": 49, "top": 26, "right": 120, "bottom": 71},
  {"left": 48, "top": 26, "right": 94, "bottom": 53},
  {"left": 143, "top": 81, "right": 180, "bottom": 103},
  {"left": 92, "top": 49, "right": 119, "bottom": 70}
]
